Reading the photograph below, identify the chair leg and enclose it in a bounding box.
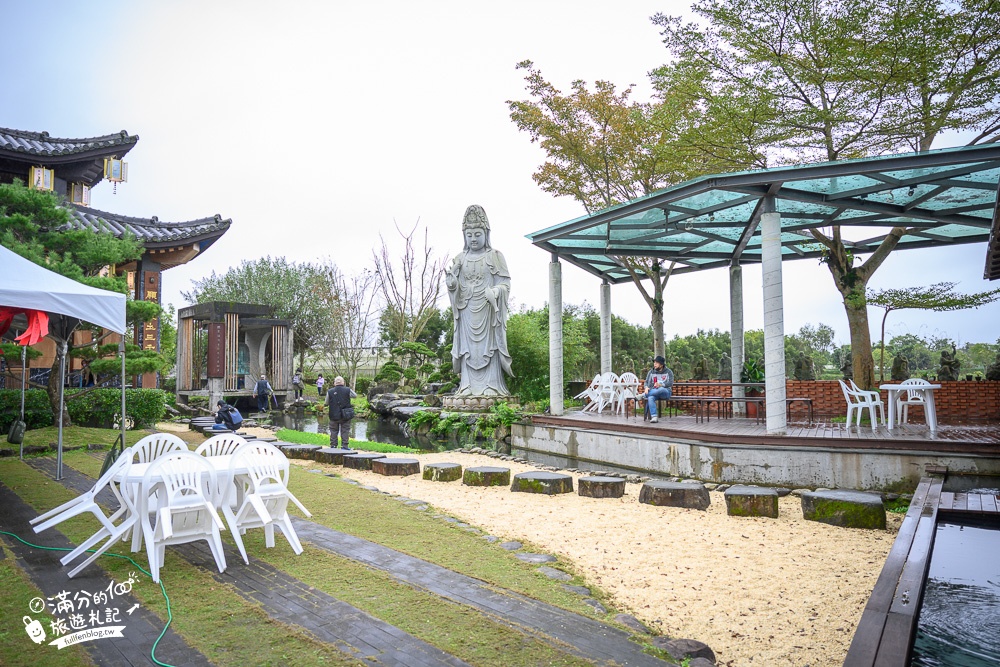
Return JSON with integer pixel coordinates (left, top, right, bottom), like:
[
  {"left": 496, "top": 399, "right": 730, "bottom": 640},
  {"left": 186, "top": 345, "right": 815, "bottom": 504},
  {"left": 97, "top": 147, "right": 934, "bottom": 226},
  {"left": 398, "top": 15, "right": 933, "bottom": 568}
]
[
  {"left": 206, "top": 529, "right": 227, "bottom": 573},
  {"left": 275, "top": 515, "right": 304, "bottom": 555}
]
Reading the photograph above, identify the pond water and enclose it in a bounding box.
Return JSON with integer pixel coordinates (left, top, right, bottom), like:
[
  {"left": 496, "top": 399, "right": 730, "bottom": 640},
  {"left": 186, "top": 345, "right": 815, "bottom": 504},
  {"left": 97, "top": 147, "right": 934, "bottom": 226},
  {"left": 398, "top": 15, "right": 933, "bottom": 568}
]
[{"left": 910, "top": 516, "right": 1000, "bottom": 666}]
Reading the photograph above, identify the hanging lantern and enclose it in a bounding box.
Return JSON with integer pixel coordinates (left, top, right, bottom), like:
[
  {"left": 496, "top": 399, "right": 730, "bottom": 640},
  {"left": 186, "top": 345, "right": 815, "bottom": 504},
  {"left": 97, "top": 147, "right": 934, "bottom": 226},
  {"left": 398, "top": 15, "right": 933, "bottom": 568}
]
[
  {"left": 70, "top": 182, "right": 91, "bottom": 207},
  {"left": 103, "top": 156, "right": 128, "bottom": 193},
  {"left": 29, "top": 166, "right": 54, "bottom": 191}
]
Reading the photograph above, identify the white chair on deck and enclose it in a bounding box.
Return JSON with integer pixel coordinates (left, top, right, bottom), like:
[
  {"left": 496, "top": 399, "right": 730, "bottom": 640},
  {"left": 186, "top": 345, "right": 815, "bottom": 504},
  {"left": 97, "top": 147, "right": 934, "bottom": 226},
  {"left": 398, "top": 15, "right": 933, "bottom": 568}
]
[
  {"left": 576, "top": 374, "right": 601, "bottom": 411},
  {"left": 31, "top": 454, "right": 139, "bottom": 578},
  {"left": 896, "top": 378, "right": 931, "bottom": 425},
  {"left": 590, "top": 372, "right": 620, "bottom": 414},
  {"left": 195, "top": 434, "right": 249, "bottom": 457},
  {"left": 222, "top": 442, "right": 311, "bottom": 564},
  {"left": 839, "top": 380, "right": 884, "bottom": 428},
  {"left": 616, "top": 372, "right": 640, "bottom": 415},
  {"left": 140, "top": 450, "right": 227, "bottom": 583}
]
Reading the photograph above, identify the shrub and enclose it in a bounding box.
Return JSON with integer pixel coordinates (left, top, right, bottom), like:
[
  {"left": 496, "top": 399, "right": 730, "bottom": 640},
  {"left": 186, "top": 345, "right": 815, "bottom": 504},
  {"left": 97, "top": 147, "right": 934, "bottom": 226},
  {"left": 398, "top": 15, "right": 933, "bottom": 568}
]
[
  {"left": 0, "top": 389, "right": 52, "bottom": 431},
  {"left": 354, "top": 377, "right": 372, "bottom": 395},
  {"left": 66, "top": 388, "right": 168, "bottom": 429}
]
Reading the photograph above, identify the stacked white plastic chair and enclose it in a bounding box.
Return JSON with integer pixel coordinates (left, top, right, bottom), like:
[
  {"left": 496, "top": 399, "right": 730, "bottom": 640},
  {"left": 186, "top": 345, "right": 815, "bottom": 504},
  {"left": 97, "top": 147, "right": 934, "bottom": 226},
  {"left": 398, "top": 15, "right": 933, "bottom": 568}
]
[
  {"left": 222, "top": 442, "right": 312, "bottom": 565},
  {"left": 838, "top": 380, "right": 884, "bottom": 428},
  {"left": 140, "top": 450, "right": 227, "bottom": 583},
  {"left": 895, "top": 378, "right": 932, "bottom": 425},
  {"left": 588, "top": 372, "right": 620, "bottom": 414},
  {"left": 194, "top": 434, "right": 249, "bottom": 457},
  {"left": 575, "top": 374, "right": 601, "bottom": 410},
  {"left": 30, "top": 454, "right": 138, "bottom": 578},
  {"left": 616, "top": 372, "right": 640, "bottom": 416},
  {"left": 127, "top": 433, "right": 189, "bottom": 551}
]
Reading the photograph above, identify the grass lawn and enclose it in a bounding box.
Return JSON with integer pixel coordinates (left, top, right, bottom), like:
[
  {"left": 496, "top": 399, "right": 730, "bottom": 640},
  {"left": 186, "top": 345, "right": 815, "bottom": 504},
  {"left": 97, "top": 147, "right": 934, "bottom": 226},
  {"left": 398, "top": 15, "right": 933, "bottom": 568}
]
[{"left": 0, "top": 426, "right": 645, "bottom": 666}]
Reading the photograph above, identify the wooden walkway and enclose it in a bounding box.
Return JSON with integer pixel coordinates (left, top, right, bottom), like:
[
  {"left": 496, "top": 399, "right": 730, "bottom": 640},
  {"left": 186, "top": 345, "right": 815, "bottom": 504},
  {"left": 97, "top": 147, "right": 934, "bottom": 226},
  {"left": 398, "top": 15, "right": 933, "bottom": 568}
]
[{"left": 532, "top": 409, "right": 1000, "bottom": 454}]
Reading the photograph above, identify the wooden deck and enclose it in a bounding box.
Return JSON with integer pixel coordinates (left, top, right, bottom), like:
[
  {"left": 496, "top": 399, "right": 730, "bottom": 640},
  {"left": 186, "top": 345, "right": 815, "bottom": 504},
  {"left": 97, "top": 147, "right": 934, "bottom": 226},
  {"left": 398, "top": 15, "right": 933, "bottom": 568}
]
[
  {"left": 844, "top": 478, "right": 1000, "bottom": 666},
  {"left": 532, "top": 409, "right": 1000, "bottom": 455}
]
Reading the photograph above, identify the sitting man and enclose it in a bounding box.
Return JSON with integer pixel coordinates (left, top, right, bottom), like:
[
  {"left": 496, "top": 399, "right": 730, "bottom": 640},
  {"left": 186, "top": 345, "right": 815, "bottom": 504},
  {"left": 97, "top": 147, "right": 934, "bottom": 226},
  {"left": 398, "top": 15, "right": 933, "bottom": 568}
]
[
  {"left": 213, "top": 400, "right": 243, "bottom": 432},
  {"left": 642, "top": 355, "right": 674, "bottom": 423}
]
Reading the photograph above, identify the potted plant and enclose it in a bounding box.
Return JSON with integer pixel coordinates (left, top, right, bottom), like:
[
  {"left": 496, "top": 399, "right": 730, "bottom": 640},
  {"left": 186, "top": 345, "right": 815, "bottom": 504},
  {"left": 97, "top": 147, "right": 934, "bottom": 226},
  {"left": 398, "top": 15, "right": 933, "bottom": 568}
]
[{"left": 740, "top": 358, "right": 765, "bottom": 418}]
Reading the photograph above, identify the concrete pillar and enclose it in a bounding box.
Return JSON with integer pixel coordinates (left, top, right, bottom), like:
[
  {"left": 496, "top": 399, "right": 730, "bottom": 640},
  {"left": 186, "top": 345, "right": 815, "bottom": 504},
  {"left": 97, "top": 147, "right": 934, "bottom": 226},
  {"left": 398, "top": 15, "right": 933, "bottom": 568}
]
[
  {"left": 761, "top": 206, "right": 787, "bottom": 434},
  {"left": 729, "top": 264, "right": 745, "bottom": 416},
  {"left": 599, "top": 281, "right": 612, "bottom": 373},
  {"left": 549, "top": 254, "right": 564, "bottom": 416}
]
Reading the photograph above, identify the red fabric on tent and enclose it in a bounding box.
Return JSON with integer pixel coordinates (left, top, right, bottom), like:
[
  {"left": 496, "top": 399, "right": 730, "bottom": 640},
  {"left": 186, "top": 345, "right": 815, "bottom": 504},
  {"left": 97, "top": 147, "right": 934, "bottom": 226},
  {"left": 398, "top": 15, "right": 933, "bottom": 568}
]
[{"left": 0, "top": 307, "right": 50, "bottom": 346}]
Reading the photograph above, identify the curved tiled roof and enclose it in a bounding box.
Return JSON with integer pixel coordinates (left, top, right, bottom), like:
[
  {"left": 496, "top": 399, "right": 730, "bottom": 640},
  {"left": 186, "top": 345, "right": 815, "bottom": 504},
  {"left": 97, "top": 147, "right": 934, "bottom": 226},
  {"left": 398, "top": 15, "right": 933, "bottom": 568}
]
[
  {"left": 0, "top": 127, "right": 138, "bottom": 158},
  {"left": 67, "top": 206, "right": 231, "bottom": 249}
]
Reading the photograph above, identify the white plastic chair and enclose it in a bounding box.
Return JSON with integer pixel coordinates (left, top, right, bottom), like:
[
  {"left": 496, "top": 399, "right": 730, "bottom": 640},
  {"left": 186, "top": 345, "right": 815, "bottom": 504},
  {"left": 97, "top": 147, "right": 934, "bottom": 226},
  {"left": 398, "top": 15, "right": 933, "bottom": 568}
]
[
  {"left": 140, "top": 450, "right": 227, "bottom": 583},
  {"left": 616, "top": 372, "right": 640, "bottom": 415},
  {"left": 590, "top": 372, "right": 620, "bottom": 413},
  {"left": 222, "top": 442, "right": 311, "bottom": 565},
  {"left": 839, "top": 380, "right": 884, "bottom": 428},
  {"left": 575, "top": 374, "right": 601, "bottom": 411},
  {"left": 896, "top": 378, "right": 931, "bottom": 425},
  {"left": 30, "top": 454, "right": 139, "bottom": 578},
  {"left": 195, "top": 434, "right": 249, "bottom": 457},
  {"left": 127, "top": 433, "right": 189, "bottom": 551}
]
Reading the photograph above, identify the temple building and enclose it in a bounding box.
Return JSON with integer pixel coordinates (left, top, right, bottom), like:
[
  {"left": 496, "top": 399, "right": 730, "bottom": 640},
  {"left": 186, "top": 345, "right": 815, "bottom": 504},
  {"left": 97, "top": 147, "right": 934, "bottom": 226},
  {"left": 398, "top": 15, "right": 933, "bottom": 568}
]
[{"left": 0, "top": 127, "right": 230, "bottom": 389}]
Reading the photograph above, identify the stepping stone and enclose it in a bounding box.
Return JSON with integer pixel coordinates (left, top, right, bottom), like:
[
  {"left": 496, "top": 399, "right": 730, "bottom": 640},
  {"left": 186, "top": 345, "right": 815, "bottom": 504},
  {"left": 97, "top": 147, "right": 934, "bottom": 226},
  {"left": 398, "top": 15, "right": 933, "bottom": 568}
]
[
  {"left": 500, "top": 541, "right": 522, "bottom": 551},
  {"left": 463, "top": 466, "right": 511, "bottom": 487},
  {"left": 538, "top": 566, "right": 572, "bottom": 581},
  {"left": 652, "top": 638, "right": 717, "bottom": 664},
  {"left": 583, "top": 598, "right": 607, "bottom": 614},
  {"left": 282, "top": 445, "right": 322, "bottom": 460},
  {"left": 516, "top": 553, "right": 557, "bottom": 564},
  {"left": 615, "top": 614, "right": 652, "bottom": 635},
  {"left": 724, "top": 485, "right": 779, "bottom": 518},
  {"left": 313, "top": 447, "right": 358, "bottom": 465},
  {"left": 578, "top": 476, "right": 625, "bottom": 499},
  {"left": 638, "top": 481, "right": 711, "bottom": 510},
  {"left": 510, "top": 471, "right": 574, "bottom": 495},
  {"left": 801, "top": 489, "right": 886, "bottom": 529},
  {"left": 343, "top": 453, "right": 387, "bottom": 470},
  {"left": 563, "top": 584, "right": 591, "bottom": 596},
  {"left": 371, "top": 458, "right": 420, "bottom": 476},
  {"left": 423, "top": 462, "right": 463, "bottom": 482}
]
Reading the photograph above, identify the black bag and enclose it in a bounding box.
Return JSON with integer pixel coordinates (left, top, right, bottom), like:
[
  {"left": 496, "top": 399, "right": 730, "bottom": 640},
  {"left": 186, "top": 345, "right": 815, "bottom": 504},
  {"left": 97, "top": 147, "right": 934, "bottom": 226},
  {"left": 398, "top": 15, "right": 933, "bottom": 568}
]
[
  {"left": 341, "top": 406, "right": 355, "bottom": 420},
  {"left": 7, "top": 419, "right": 25, "bottom": 445}
]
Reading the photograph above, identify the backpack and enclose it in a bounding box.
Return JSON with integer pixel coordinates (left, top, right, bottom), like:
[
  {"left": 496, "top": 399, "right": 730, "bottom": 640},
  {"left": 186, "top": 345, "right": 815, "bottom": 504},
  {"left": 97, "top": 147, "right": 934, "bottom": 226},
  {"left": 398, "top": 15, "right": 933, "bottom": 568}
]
[{"left": 230, "top": 407, "right": 243, "bottom": 427}]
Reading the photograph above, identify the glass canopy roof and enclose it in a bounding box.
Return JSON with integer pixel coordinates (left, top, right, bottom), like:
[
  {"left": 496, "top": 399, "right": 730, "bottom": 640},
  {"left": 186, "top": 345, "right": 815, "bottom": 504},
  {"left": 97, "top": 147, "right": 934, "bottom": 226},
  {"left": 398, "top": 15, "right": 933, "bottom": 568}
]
[{"left": 527, "top": 144, "right": 1000, "bottom": 284}]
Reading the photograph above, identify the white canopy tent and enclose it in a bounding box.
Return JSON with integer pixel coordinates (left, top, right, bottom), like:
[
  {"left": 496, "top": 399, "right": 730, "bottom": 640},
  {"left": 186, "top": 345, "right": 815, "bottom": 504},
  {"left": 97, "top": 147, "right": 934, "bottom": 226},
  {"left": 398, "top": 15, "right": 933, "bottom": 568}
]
[{"left": 0, "top": 244, "right": 128, "bottom": 478}]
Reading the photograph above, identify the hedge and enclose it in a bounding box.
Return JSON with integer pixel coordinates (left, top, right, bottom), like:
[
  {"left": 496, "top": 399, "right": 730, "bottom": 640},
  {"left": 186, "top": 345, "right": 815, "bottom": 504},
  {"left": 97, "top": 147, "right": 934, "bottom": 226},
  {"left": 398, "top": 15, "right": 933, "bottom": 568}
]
[{"left": 0, "top": 388, "right": 168, "bottom": 432}]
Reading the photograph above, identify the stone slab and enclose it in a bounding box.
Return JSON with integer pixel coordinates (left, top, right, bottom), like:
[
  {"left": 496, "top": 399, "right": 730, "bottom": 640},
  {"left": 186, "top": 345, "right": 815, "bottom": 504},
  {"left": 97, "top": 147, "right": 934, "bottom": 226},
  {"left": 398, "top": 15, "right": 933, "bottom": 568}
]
[
  {"left": 463, "top": 466, "right": 511, "bottom": 487},
  {"left": 578, "top": 476, "right": 625, "bottom": 499},
  {"left": 510, "top": 471, "right": 574, "bottom": 495},
  {"left": 638, "top": 481, "right": 711, "bottom": 510},
  {"left": 343, "top": 452, "right": 387, "bottom": 470},
  {"left": 423, "top": 462, "right": 463, "bottom": 482},
  {"left": 724, "top": 485, "right": 779, "bottom": 518},
  {"left": 371, "top": 458, "right": 420, "bottom": 476},
  {"left": 801, "top": 489, "right": 886, "bottom": 529},
  {"left": 313, "top": 447, "right": 358, "bottom": 464},
  {"left": 283, "top": 444, "right": 322, "bottom": 460}
]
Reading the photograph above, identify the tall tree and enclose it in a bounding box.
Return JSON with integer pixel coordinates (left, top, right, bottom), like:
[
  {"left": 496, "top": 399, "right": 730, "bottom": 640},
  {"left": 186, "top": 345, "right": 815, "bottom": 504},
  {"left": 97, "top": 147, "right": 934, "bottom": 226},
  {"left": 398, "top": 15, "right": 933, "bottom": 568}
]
[
  {"left": 182, "top": 256, "right": 334, "bottom": 369},
  {"left": 868, "top": 282, "right": 1000, "bottom": 381},
  {"left": 314, "top": 261, "right": 380, "bottom": 388},
  {"left": 371, "top": 221, "right": 447, "bottom": 346},
  {"left": 654, "top": 0, "right": 1000, "bottom": 387},
  {"left": 0, "top": 180, "right": 164, "bottom": 425}
]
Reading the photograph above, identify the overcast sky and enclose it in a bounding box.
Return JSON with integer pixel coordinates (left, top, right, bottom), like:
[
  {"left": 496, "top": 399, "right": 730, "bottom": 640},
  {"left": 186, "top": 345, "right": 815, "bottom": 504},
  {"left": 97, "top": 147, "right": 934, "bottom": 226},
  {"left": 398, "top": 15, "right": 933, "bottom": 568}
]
[{"left": 4, "top": 0, "right": 999, "bottom": 350}]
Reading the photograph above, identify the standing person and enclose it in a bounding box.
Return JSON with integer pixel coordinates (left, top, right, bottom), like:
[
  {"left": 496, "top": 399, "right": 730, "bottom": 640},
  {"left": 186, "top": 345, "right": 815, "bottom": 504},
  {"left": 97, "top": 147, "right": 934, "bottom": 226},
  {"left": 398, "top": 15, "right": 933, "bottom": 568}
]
[
  {"left": 253, "top": 374, "right": 273, "bottom": 412},
  {"left": 642, "top": 355, "right": 674, "bottom": 423},
  {"left": 323, "top": 376, "right": 357, "bottom": 448},
  {"left": 315, "top": 373, "right": 325, "bottom": 398},
  {"left": 291, "top": 368, "right": 304, "bottom": 400}
]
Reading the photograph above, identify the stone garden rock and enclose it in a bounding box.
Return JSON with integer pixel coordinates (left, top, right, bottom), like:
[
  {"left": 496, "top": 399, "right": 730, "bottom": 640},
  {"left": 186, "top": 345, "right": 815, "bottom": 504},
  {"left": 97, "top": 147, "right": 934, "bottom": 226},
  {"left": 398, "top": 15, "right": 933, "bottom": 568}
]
[
  {"left": 651, "top": 637, "right": 716, "bottom": 663},
  {"left": 371, "top": 458, "right": 420, "bottom": 476},
  {"left": 463, "top": 466, "right": 511, "bottom": 487},
  {"left": 724, "top": 485, "right": 779, "bottom": 518},
  {"left": 578, "top": 476, "right": 626, "bottom": 498},
  {"left": 342, "top": 452, "right": 387, "bottom": 470},
  {"left": 423, "top": 462, "right": 463, "bottom": 482},
  {"left": 537, "top": 566, "right": 572, "bottom": 581},
  {"left": 391, "top": 405, "right": 428, "bottom": 420},
  {"left": 801, "top": 489, "right": 886, "bottom": 529},
  {"left": 313, "top": 447, "right": 357, "bottom": 465},
  {"left": 638, "top": 481, "right": 711, "bottom": 510},
  {"left": 614, "top": 614, "right": 651, "bottom": 634},
  {"left": 510, "top": 471, "right": 574, "bottom": 495}
]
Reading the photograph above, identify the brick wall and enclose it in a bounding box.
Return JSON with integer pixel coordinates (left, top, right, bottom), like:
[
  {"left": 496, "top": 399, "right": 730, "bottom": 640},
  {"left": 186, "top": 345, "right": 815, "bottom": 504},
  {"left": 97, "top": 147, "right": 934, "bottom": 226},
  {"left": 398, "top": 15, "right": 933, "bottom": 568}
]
[{"left": 673, "top": 380, "right": 1000, "bottom": 424}]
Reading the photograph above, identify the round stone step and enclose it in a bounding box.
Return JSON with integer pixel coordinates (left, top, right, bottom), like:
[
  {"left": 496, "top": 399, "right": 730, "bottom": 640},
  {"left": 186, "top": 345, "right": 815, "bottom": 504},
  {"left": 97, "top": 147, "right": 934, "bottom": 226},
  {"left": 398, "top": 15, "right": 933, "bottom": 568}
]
[
  {"left": 371, "top": 458, "right": 420, "bottom": 476},
  {"left": 313, "top": 447, "right": 358, "bottom": 465},
  {"left": 638, "top": 481, "right": 711, "bottom": 510},
  {"left": 801, "top": 489, "right": 886, "bottom": 529},
  {"left": 724, "top": 485, "right": 779, "bottom": 518},
  {"left": 423, "top": 462, "right": 463, "bottom": 482},
  {"left": 343, "top": 452, "right": 387, "bottom": 470},
  {"left": 282, "top": 444, "right": 322, "bottom": 460},
  {"left": 511, "top": 471, "right": 574, "bottom": 495},
  {"left": 578, "top": 476, "right": 626, "bottom": 499},
  {"left": 462, "top": 466, "right": 511, "bottom": 487}
]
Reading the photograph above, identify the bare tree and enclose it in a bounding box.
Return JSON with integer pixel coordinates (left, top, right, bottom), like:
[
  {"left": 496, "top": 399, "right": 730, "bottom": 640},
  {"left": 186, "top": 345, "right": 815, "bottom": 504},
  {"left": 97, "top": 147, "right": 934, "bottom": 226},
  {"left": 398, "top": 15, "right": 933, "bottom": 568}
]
[
  {"left": 372, "top": 221, "right": 447, "bottom": 345},
  {"left": 315, "top": 261, "right": 381, "bottom": 387}
]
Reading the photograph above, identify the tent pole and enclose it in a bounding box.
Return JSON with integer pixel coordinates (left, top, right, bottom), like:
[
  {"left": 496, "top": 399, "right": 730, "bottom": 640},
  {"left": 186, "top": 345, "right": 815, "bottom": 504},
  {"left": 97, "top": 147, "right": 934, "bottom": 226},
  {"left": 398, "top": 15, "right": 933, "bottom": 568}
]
[
  {"left": 19, "top": 343, "right": 26, "bottom": 460},
  {"left": 56, "top": 340, "right": 67, "bottom": 481},
  {"left": 120, "top": 339, "right": 126, "bottom": 452}
]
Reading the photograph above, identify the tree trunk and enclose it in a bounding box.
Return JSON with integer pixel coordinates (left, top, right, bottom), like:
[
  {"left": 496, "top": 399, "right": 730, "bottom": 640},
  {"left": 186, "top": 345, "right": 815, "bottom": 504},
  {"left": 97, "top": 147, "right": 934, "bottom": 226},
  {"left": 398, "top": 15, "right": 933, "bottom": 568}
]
[
  {"left": 47, "top": 356, "right": 72, "bottom": 427},
  {"left": 651, "top": 297, "right": 665, "bottom": 359},
  {"left": 844, "top": 294, "right": 876, "bottom": 390}
]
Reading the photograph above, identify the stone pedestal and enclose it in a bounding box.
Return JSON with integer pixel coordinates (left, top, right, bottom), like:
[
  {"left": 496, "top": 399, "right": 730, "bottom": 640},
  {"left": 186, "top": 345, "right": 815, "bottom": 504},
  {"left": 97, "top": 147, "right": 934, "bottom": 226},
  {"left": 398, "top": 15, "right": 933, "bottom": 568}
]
[
  {"left": 441, "top": 395, "right": 518, "bottom": 413},
  {"left": 724, "top": 485, "right": 779, "bottom": 518},
  {"left": 343, "top": 453, "right": 387, "bottom": 470},
  {"left": 511, "top": 471, "right": 574, "bottom": 495},
  {"left": 371, "top": 458, "right": 420, "bottom": 476},
  {"left": 578, "top": 476, "right": 625, "bottom": 498},
  {"left": 801, "top": 490, "right": 886, "bottom": 529},
  {"left": 423, "top": 462, "right": 463, "bottom": 482},
  {"left": 313, "top": 448, "right": 357, "bottom": 465},
  {"left": 462, "top": 466, "right": 511, "bottom": 487},
  {"left": 282, "top": 445, "right": 322, "bottom": 460},
  {"left": 639, "top": 481, "right": 711, "bottom": 510}
]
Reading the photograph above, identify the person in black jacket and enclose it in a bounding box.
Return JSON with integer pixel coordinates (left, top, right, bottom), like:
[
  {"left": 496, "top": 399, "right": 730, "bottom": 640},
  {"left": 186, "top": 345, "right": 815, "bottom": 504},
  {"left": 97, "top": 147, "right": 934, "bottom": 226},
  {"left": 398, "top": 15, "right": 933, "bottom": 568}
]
[
  {"left": 323, "top": 376, "right": 356, "bottom": 448},
  {"left": 213, "top": 400, "right": 243, "bottom": 431},
  {"left": 253, "top": 374, "right": 273, "bottom": 412}
]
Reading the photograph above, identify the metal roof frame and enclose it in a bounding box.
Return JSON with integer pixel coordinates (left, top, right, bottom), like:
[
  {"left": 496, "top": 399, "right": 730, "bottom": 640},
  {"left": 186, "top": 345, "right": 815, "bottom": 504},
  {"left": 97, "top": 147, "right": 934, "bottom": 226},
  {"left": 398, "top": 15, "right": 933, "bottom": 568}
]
[{"left": 527, "top": 144, "right": 1000, "bottom": 284}]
